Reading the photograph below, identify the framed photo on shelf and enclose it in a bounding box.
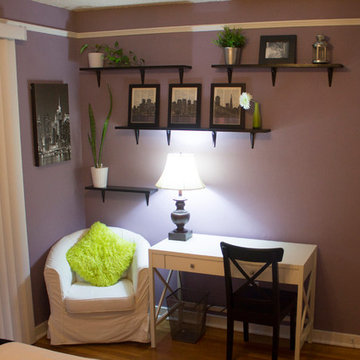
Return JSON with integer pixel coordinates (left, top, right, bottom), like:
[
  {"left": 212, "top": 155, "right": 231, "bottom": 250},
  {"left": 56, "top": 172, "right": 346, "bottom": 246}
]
[
  {"left": 210, "top": 83, "right": 246, "bottom": 129},
  {"left": 30, "top": 83, "right": 71, "bottom": 167},
  {"left": 128, "top": 84, "right": 160, "bottom": 127},
  {"left": 259, "top": 35, "right": 297, "bottom": 64},
  {"left": 168, "top": 83, "right": 201, "bottom": 128}
]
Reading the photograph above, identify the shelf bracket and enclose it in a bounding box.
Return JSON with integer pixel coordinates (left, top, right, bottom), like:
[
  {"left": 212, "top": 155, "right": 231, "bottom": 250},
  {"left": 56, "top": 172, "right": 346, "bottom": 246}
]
[
  {"left": 166, "top": 129, "right": 171, "bottom": 145},
  {"left": 101, "top": 190, "right": 106, "bottom": 202},
  {"left": 178, "top": 67, "right": 184, "bottom": 84},
  {"left": 139, "top": 68, "right": 145, "bottom": 84},
  {"left": 134, "top": 129, "right": 140, "bottom": 144},
  {"left": 212, "top": 130, "right": 217, "bottom": 147},
  {"left": 271, "top": 67, "right": 277, "bottom": 86},
  {"left": 227, "top": 67, "right": 233, "bottom": 83},
  {"left": 145, "top": 193, "right": 150, "bottom": 206},
  {"left": 327, "top": 68, "right": 334, "bottom": 87},
  {"left": 96, "top": 70, "right": 101, "bottom": 88}
]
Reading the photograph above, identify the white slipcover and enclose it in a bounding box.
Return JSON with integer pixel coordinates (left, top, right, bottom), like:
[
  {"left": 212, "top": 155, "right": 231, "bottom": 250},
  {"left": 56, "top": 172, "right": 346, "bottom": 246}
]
[{"left": 44, "top": 227, "right": 150, "bottom": 345}]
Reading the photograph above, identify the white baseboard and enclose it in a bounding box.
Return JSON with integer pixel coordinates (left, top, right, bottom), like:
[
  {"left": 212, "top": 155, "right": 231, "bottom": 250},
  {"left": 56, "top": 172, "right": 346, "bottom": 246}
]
[
  {"left": 205, "top": 310, "right": 360, "bottom": 349},
  {"left": 34, "top": 321, "right": 48, "bottom": 342},
  {"left": 36, "top": 309, "right": 360, "bottom": 350}
]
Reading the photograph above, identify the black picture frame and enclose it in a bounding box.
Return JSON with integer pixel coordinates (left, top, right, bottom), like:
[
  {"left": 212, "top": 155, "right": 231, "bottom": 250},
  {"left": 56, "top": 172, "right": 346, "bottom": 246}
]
[
  {"left": 259, "top": 35, "right": 297, "bottom": 64},
  {"left": 128, "top": 84, "right": 160, "bottom": 127},
  {"left": 210, "top": 83, "right": 246, "bottom": 129},
  {"left": 168, "top": 83, "right": 201, "bottom": 128},
  {"left": 30, "top": 83, "right": 71, "bottom": 167}
]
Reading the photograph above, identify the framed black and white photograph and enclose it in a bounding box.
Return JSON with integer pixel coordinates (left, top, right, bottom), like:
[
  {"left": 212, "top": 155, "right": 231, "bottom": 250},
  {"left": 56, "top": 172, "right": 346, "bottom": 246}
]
[
  {"left": 210, "top": 83, "right": 246, "bottom": 129},
  {"left": 168, "top": 84, "right": 201, "bottom": 128},
  {"left": 259, "top": 35, "right": 297, "bottom": 64},
  {"left": 30, "top": 83, "right": 71, "bottom": 167},
  {"left": 128, "top": 84, "right": 160, "bottom": 127}
]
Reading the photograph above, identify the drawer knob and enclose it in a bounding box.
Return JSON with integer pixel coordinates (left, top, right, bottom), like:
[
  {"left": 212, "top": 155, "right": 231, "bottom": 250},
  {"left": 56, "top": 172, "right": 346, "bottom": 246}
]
[{"left": 190, "top": 264, "right": 195, "bottom": 269}]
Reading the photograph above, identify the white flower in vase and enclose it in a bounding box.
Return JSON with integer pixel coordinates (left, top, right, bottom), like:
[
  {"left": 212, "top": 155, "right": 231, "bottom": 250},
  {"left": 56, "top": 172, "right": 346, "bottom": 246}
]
[
  {"left": 239, "top": 92, "right": 261, "bottom": 129},
  {"left": 239, "top": 92, "right": 253, "bottom": 110}
]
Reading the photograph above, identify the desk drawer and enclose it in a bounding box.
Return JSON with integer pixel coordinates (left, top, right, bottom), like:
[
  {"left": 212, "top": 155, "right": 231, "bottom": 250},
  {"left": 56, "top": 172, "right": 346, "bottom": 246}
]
[{"left": 165, "top": 255, "right": 223, "bottom": 275}]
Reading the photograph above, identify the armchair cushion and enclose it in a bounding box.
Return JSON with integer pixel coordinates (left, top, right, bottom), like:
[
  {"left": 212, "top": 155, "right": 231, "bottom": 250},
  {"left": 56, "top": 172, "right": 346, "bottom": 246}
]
[
  {"left": 64, "top": 279, "right": 135, "bottom": 313},
  {"left": 66, "top": 222, "right": 136, "bottom": 287}
]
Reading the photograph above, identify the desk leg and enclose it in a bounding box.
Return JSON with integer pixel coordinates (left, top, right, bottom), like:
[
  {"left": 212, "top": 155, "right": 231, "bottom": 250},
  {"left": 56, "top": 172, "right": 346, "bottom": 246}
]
[
  {"left": 307, "top": 255, "right": 317, "bottom": 343},
  {"left": 294, "top": 276, "right": 304, "bottom": 360},
  {"left": 149, "top": 266, "right": 156, "bottom": 348}
]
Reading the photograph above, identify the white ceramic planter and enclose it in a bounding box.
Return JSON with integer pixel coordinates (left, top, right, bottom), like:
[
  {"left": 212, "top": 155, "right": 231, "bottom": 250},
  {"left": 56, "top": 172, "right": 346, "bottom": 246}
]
[
  {"left": 88, "top": 52, "right": 104, "bottom": 68},
  {"left": 91, "top": 167, "right": 108, "bottom": 188}
]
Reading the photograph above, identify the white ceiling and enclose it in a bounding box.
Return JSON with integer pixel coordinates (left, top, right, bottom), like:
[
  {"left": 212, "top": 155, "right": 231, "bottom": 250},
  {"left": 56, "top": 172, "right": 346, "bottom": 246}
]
[{"left": 32, "top": 0, "right": 227, "bottom": 11}]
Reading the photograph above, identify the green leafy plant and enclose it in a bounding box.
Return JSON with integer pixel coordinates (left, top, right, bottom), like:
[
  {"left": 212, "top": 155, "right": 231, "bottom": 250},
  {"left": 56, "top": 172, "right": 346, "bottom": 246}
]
[
  {"left": 213, "top": 26, "right": 246, "bottom": 48},
  {"left": 88, "top": 85, "right": 113, "bottom": 168},
  {"left": 102, "top": 41, "right": 145, "bottom": 66},
  {"left": 80, "top": 43, "right": 104, "bottom": 54}
]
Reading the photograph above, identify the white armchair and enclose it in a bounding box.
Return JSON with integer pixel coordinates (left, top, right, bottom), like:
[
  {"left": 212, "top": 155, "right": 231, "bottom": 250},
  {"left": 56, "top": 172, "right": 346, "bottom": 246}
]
[{"left": 44, "top": 227, "right": 150, "bottom": 345}]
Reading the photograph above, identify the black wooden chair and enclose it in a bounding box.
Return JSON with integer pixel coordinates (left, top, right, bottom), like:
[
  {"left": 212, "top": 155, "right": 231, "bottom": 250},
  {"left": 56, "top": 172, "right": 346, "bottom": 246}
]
[{"left": 220, "top": 242, "right": 297, "bottom": 360}]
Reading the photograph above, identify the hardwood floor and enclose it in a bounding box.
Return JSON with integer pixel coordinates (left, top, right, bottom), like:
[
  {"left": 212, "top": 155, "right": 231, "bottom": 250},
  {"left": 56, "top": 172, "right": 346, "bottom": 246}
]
[{"left": 34, "top": 323, "right": 360, "bottom": 360}]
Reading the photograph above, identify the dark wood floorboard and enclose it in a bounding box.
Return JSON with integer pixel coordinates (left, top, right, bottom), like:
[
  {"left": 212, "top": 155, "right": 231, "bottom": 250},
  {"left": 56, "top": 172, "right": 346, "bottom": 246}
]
[{"left": 34, "top": 323, "right": 360, "bottom": 360}]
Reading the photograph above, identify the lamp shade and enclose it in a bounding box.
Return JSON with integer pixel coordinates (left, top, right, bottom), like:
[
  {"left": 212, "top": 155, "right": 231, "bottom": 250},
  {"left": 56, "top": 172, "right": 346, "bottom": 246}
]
[{"left": 156, "top": 153, "right": 205, "bottom": 191}]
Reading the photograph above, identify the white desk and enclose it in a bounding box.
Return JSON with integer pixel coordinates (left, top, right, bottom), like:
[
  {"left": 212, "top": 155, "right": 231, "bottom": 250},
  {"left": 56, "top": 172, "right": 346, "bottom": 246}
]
[{"left": 149, "top": 234, "right": 317, "bottom": 360}]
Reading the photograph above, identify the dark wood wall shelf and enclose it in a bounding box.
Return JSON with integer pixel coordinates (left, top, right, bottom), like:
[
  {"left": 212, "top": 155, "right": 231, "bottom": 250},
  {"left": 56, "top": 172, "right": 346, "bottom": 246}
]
[
  {"left": 211, "top": 63, "right": 344, "bottom": 87},
  {"left": 80, "top": 65, "right": 192, "bottom": 87},
  {"left": 114, "top": 126, "right": 271, "bottom": 149},
  {"left": 85, "top": 185, "right": 158, "bottom": 205}
]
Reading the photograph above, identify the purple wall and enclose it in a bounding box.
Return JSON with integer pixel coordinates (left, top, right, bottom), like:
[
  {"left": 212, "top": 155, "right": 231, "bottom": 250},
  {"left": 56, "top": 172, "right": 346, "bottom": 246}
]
[
  {"left": 1, "top": 0, "right": 86, "bottom": 324},
  {"left": 79, "top": 1, "right": 360, "bottom": 335},
  {"left": 2, "top": 0, "right": 360, "bottom": 335}
]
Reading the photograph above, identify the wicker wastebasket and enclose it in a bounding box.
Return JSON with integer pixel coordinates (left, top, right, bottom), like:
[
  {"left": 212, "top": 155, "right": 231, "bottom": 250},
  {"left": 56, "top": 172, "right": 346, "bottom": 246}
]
[{"left": 166, "top": 288, "right": 208, "bottom": 343}]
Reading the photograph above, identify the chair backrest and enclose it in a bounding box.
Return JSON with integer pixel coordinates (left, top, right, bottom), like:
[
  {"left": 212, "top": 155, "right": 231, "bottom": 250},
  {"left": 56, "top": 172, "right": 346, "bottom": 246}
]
[{"left": 220, "top": 242, "right": 284, "bottom": 315}]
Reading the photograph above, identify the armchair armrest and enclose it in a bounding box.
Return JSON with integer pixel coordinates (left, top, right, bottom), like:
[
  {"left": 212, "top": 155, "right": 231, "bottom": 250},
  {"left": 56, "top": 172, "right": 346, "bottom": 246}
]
[
  {"left": 44, "top": 230, "right": 86, "bottom": 301},
  {"left": 129, "top": 235, "right": 150, "bottom": 294}
]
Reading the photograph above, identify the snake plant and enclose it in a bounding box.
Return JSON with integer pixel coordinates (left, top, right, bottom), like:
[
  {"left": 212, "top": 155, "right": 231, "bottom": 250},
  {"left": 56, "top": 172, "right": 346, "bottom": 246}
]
[{"left": 88, "top": 85, "right": 113, "bottom": 168}]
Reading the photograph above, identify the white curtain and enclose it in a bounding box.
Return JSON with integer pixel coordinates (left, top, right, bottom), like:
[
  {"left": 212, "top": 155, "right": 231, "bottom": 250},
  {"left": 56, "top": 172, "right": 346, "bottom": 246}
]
[{"left": 0, "top": 35, "right": 35, "bottom": 343}]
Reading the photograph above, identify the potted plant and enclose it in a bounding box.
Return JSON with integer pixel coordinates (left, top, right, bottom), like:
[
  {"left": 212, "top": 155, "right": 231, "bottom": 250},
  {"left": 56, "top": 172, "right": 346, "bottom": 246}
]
[
  {"left": 80, "top": 43, "right": 104, "bottom": 68},
  {"left": 102, "top": 41, "right": 145, "bottom": 66},
  {"left": 88, "top": 84, "right": 113, "bottom": 188},
  {"left": 213, "top": 26, "right": 246, "bottom": 65}
]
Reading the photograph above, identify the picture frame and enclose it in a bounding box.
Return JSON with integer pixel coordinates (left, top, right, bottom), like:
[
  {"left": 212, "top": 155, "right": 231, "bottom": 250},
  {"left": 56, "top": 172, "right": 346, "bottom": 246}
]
[
  {"left": 168, "top": 83, "right": 201, "bottom": 128},
  {"left": 30, "top": 83, "right": 71, "bottom": 167},
  {"left": 128, "top": 84, "right": 160, "bottom": 127},
  {"left": 259, "top": 35, "right": 297, "bottom": 64},
  {"left": 210, "top": 83, "right": 246, "bottom": 129}
]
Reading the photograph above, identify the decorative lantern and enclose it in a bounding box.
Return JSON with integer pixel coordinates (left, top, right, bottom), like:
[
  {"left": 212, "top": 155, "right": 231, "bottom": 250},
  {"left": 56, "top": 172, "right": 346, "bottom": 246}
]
[{"left": 312, "top": 35, "right": 329, "bottom": 64}]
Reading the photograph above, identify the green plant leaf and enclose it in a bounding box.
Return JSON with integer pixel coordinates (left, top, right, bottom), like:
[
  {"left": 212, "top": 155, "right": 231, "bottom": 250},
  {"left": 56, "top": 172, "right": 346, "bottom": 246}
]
[
  {"left": 80, "top": 44, "right": 89, "bottom": 54},
  {"left": 97, "top": 85, "right": 113, "bottom": 167},
  {"left": 88, "top": 104, "right": 98, "bottom": 167}
]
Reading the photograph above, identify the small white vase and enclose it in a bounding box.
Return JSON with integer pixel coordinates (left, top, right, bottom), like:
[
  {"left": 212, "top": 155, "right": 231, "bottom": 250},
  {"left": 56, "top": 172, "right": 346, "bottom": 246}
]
[
  {"left": 91, "top": 167, "right": 108, "bottom": 188},
  {"left": 88, "top": 52, "right": 104, "bottom": 68}
]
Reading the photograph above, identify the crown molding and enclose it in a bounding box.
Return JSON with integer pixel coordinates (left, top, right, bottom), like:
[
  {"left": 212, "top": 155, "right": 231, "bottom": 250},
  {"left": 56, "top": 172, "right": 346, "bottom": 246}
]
[
  {"left": 2, "top": 17, "right": 360, "bottom": 40},
  {"left": 0, "top": 20, "right": 27, "bottom": 40}
]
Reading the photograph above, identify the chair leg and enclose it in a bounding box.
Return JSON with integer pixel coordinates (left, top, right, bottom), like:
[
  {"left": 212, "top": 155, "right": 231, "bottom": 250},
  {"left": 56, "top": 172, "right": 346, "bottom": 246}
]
[
  {"left": 226, "top": 316, "right": 234, "bottom": 360},
  {"left": 290, "top": 307, "right": 296, "bottom": 350},
  {"left": 243, "top": 321, "right": 249, "bottom": 342},
  {"left": 272, "top": 325, "right": 279, "bottom": 360}
]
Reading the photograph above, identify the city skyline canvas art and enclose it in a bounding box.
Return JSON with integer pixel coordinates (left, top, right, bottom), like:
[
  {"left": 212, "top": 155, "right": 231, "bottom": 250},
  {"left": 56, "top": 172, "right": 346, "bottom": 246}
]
[{"left": 31, "top": 83, "right": 71, "bottom": 167}]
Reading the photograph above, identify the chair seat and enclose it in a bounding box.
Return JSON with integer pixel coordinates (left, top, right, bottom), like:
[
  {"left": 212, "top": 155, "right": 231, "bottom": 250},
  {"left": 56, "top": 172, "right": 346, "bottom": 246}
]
[{"left": 64, "top": 279, "right": 135, "bottom": 314}]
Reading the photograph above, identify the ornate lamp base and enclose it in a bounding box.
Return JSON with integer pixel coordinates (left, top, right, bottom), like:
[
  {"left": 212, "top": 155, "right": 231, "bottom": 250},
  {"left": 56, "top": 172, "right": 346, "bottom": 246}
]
[{"left": 168, "top": 196, "right": 192, "bottom": 241}]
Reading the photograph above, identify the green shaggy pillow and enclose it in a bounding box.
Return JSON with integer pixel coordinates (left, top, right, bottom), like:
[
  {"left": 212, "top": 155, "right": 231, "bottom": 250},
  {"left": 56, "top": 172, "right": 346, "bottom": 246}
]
[{"left": 66, "top": 222, "right": 136, "bottom": 287}]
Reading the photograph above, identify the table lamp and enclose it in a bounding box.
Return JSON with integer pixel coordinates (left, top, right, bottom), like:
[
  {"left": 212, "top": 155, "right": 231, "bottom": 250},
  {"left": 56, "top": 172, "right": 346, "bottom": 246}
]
[{"left": 156, "top": 153, "right": 205, "bottom": 241}]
